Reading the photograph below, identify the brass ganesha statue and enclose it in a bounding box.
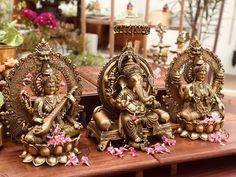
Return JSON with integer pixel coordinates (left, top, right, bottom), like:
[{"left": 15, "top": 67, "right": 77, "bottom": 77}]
[
  {"left": 164, "top": 39, "right": 225, "bottom": 140},
  {"left": 87, "top": 41, "right": 172, "bottom": 151},
  {"left": 2, "top": 39, "right": 83, "bottom": 166}
]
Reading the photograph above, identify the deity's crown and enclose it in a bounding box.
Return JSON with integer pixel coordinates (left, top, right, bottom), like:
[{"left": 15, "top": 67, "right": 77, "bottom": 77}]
[
  {"left": 190, "top": 38, "right": 202, "bottom": 56},
  {"left": 35, "top": 39, "right": 52, "bottom": 58}
]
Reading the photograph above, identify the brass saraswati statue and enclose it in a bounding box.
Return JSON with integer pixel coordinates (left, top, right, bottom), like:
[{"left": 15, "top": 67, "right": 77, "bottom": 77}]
[
  {"left": 164, "top": 39, "right": 225, "bottom": 140},
  {"left": 2, "top": 39, "right": 83, "bottom": 166},
  {"left": 87, "top": 24, "right": 173, "bottom": 151}
]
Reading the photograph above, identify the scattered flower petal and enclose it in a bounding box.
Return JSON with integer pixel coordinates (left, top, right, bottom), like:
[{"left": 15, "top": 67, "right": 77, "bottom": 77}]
[
  {"left": 65, "top": 154, "right": 79, "bottom": 166},
  {"left": 208, "top": 132, "right": 227, "bottom": 145},
  {"left": 81, "top": 156, "right": 90, "bottom": 166},
  {"left": 106, "top": 142, "right": 115, "bottom": 155},
  {"left": 114, "top": 147, "right": 124, "bottom": 158},
  {"left": 153, "top": 67, "right": 161, "bottom": 80},
  {"left": 144, "top": 147, "right": 155, "bottom": 155},
  {"left": 152, "top": 143, "right": 170, "bottom": 153},
  {"left": 162, "top": 135, "right": 176, "bottom": 146}
]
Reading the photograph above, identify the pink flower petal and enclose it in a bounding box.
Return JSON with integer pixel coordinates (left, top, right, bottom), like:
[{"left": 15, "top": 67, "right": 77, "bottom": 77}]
[
  {"left": 114, "top": 148, "right": 124, "bottom": 158},
  {"left": 144, "top": 147, "right": 155, "bottom": 155},
  {"left": 106, "top": 143, "right": 115, "bottom": 155},
  {"left": 81, "top": 156, "right": 90, "bottom": 166},
  {"left": 162, "top": 135, "right": 176, "bottom": 146},
  {"left": 129, "top": 147, "right": 137, "bottom": 157},
  {"left": 153, "top": 67, "right": 161, "bottom": 80},
  {"left": 65, "top": 154, "right": 79, "bottom": 166}
]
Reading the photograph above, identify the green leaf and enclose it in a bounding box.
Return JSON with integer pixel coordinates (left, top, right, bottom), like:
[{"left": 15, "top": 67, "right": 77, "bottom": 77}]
[{"left": 0, "top": 21, "right": 24, "bottom": 46}]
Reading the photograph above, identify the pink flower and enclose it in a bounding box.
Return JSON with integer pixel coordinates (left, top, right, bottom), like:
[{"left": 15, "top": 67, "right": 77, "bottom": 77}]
[
  {"left": 144, "top": 147, "right": 155, "bottom": 155},
  {"left": 34, "top": 12, "right": 58, "bottom": 29},
  {"left": 65, "top": 154, "right": 79, "bottom": 166},
  {"left": 53, "top": 127, "right": 62, "bottom": 135},
  {"left": 131, "top": 113, "right": 137, "bottom": 121},
  {"left": 106, "top": 143, "right": 115, "bottom": 155},
  {"left": 200, "top": 117, "right": 210, "bottom": 124},
  {"left": 63, "top": 136, "right": 72, "bottom": 143},
  {"left": 21, "top": 8, "right": 37, "bottom": 19},
  {"left": 114, "top": 147, "right": 124, "bottom": 158},
  {"left": 153, "top": 67, "right": 161, "bottom": 80},
  {"left": 129, "top": 147, "right": 137, "bottom": 157},
  {"left": 211, "top": 112, "right": 222, "bottom": 123},
  {"left": 162, "top": 135, "right": 176, "bottom": 146},
  {"left": 119, "top": 146, "right": 128, "bottom": 152},
  {"left": 200, "top": 112, "right": 222, "bottom": 124},
  {"left": 209, "top": 132, "right": 227, "bottom": 145},
  {"left": 152, "top": 143, "right": 170, "bottom": 153},
  {"left": 47, "top": 128, "right": 71, "bottom": 146},
  {"left": 80, "top": 156, "right": 90, "bottom": 166}
]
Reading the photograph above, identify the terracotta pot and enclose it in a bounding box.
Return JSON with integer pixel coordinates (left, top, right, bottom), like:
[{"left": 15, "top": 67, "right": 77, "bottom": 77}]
[{"left": 0, "top": 45, "right": 16, "bottom": 64}]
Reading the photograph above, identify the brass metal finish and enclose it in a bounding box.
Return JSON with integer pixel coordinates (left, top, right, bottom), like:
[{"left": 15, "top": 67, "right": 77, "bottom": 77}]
[
  {"left": 113, "top": 24, "right": 150, "bottom": 35},
  {"left": 88, "top": 27, "right": 172, "bottom": 151},
  {"left": 3, "top": 39, "right": 83, "bottom": 166},
  {"left": 150, "top": 24, "right": 170, "bottom": 66},
  {"left": 164, "top": 39, "right": 225, "bottom": 140}
]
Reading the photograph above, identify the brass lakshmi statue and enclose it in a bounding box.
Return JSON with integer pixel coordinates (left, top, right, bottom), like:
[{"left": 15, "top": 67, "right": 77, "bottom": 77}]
[
  {"left": 87, "top": 25, "right": 172, "bottom": 151},
  {"left": 164, "top": 39, "right": 225, "bottom": 140},
  {"left": 2, "top": 39, "right": 83, "bottom": 166}
]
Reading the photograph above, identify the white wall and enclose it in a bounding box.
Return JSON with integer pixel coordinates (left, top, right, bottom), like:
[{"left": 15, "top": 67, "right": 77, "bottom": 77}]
[{"left": 215, "top": 0, "right": 236, "bottom": 75}]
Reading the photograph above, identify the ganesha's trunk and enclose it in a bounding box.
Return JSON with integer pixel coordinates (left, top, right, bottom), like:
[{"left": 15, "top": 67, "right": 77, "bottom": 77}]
[{"left": 134, "top": 81, "right": 149, "bottom": 103}]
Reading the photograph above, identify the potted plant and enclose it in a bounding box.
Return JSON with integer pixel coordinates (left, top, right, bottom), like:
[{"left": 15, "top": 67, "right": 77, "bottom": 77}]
[
  {"left": 0, "top": 21, "right": 24, "bottom": 64},
  {"left": 0, "top": 0, "right": 24, "bottom": 64}
]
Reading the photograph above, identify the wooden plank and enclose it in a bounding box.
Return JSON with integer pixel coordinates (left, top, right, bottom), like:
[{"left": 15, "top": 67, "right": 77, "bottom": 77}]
[
  {"left": 77, "top": 66, "right": 101, "bottom": 87},
  {"left": 179, "top": 0, "right": 185, "bottom": 34},
  {"left": 81, "top": 0, "right": 86, "bottom": 52},
  {"left": 109, "top": 0, "right": 115, "bottom": 58}
]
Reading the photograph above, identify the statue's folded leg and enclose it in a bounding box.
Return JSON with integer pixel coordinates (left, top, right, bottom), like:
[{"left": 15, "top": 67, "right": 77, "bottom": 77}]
[
  {"left": 180, "top": 107, "right": 201, "bottom": 122},
  {"left": 24, "top": 131, "right": 44, "bottom": 144},
  {"left": 120, "top": 111, "right": 142, "bottom": 142}
]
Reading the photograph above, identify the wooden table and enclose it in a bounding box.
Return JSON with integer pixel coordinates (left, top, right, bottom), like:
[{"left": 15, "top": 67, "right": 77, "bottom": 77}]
[{"left": 0, "top": 100, "right": 236, "bottom": 177}]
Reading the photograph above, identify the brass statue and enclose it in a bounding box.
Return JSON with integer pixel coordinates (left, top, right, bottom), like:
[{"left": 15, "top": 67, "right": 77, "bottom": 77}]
[
  {"left": 150, "top": 24, "right": 170, "bottom": 66},
  {"left": 2, "top": 39, "right": 83, "bottom": 166},
  {"left": 164, "top": 39, "right": 225, "bottom": 140},
  {"left": 87, "top": 24, "right": 172, "bottom": 151}
]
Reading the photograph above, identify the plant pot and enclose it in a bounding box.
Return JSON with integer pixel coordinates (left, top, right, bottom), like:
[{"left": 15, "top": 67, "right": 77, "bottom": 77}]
[{"left": 0, "top": 45, "right": 16, "bottom": 64}]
